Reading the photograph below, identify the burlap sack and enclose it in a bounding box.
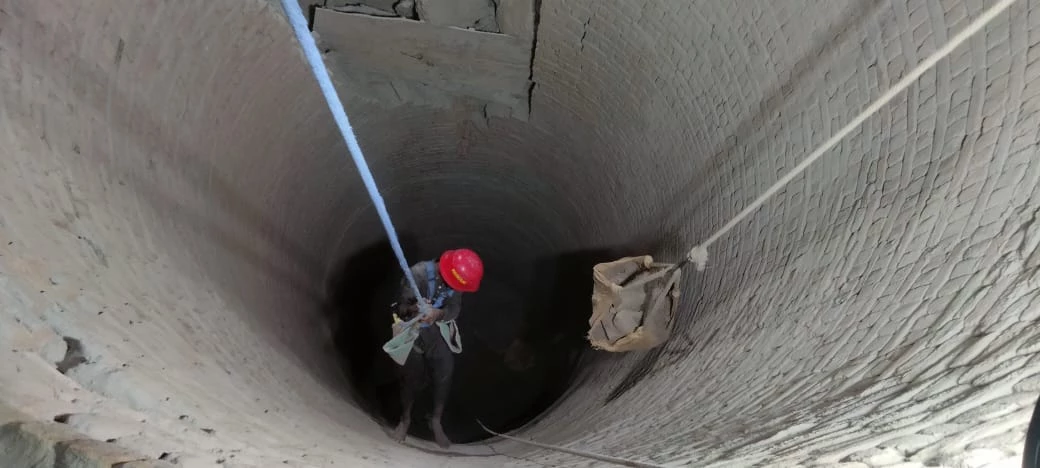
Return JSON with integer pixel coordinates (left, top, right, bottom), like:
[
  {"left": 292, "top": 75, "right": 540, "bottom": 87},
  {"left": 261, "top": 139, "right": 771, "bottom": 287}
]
[{"left": 587, "top": 256, "right": 681, "bottom": 352}]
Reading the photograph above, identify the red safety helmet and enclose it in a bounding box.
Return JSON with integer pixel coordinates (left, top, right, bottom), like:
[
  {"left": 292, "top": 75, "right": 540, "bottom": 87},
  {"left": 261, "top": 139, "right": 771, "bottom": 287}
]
[{"left": 439, "top": 249, "right": 483, "bottom": 293}]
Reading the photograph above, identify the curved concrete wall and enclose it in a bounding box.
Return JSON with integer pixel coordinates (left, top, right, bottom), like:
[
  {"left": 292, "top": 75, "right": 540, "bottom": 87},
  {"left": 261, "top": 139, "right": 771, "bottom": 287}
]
[{"left": 1, "top": 0, "right": 1038, "bottom": 466}]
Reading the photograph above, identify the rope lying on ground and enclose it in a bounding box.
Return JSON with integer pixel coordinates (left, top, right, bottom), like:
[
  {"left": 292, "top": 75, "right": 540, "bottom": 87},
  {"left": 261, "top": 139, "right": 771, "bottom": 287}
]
[
  {"left": 476, "top": 421, "right": 666, "bottom": 468},
  {"left": 683, "top": 0, "right": 1018, "bottom": 272}
]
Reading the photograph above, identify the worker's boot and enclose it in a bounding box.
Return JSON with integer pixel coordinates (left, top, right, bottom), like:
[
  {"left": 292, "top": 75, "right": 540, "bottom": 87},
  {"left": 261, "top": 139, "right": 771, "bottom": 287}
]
[{"left": 430, "top": 415, "right": 450, "bottom": 448}]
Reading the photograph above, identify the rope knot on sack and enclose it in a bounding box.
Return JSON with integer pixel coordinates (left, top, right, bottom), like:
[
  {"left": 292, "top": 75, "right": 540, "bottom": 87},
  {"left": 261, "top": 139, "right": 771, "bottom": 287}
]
[{"left": 686, "top": 245, "right": 709, "bottom": 271}]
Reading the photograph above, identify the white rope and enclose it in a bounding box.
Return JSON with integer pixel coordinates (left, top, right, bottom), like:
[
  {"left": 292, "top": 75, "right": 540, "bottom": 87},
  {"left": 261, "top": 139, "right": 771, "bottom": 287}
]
[
  {"left": 685, "top": 0, "right": 1018, "bottom": 271},
  {"left": 476, "top": 421, "right": 666, "bottom": 468}
]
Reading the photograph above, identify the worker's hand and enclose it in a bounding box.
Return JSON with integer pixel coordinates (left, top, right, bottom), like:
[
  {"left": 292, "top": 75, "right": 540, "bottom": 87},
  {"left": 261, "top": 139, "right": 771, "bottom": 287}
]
[
  {"left": 399, "top": 297, "right": 420, "bottom": 319},
  {"left": 399, "top": 304, "right": 419, "bottom": 320},
  {"left": 420, "top": 308, "right": 444, "bottom": 324}
]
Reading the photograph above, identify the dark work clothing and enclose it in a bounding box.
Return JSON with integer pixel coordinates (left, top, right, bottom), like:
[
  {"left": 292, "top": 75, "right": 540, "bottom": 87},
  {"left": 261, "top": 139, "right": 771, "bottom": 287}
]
[
  {"left": 396, "top": 261, "right": 462, "bottom": 355},
  {"left": 398, "top": 329, "right": 454, "bottom": 410},
  {"left": 395, "top": 260, "right": 462, "bottom": 426},
  {"left": 411, "top": 325, "right": 450, "bottom": 356}
]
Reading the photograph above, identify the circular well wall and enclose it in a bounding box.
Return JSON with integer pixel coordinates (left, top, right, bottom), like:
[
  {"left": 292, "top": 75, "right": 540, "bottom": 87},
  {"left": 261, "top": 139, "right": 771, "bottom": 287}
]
[{"left": 0, "top": 1, "right": 1038, "bottom": 467}]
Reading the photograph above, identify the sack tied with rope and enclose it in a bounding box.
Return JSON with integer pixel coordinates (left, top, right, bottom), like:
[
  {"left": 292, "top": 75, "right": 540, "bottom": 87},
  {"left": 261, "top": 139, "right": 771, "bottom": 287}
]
[{"left": 587, "top": 255, "right": 682, "bottom": 352}]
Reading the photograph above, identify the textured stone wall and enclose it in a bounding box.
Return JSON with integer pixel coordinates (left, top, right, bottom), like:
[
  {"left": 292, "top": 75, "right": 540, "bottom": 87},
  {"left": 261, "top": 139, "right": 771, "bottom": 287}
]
[{"left": 0, "top": 0, "right": 1038, "bottom": 467}]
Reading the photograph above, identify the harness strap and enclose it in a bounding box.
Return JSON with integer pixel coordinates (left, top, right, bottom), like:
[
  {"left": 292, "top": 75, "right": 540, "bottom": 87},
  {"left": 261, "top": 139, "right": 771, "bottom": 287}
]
[
  {"left": 425, "top": 261, "right": 454, "bottom": 309},
  {"left": 426, "top": 261, "right": 435, "bottom": 297},
  {"left": 419, "top": 261, "right": 453, "bottom": 329}
]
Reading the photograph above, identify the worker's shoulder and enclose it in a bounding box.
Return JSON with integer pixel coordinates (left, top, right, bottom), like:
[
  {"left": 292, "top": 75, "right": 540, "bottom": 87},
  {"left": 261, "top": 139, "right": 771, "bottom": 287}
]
[{"left": 409, "top": 260, "right": 435, "bottom": 275}]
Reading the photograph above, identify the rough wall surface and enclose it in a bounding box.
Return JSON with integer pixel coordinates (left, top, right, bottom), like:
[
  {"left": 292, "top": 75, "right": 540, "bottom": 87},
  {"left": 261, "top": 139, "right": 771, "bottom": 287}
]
[{"left": 0, "top": 0, "right": 1038, "bottom": 467}]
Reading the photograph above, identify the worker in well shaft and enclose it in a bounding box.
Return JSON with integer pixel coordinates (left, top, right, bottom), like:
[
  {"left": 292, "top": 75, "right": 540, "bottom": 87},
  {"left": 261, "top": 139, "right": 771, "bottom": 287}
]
[{"left": 392, "top": 248, "right": 483, "bottom": 448}]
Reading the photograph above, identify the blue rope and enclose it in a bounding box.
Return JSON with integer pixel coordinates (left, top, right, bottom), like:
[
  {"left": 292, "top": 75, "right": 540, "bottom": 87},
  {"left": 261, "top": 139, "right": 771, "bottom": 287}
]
[{"left": 280, "top": 0, "right": 427, "bottom": 317}]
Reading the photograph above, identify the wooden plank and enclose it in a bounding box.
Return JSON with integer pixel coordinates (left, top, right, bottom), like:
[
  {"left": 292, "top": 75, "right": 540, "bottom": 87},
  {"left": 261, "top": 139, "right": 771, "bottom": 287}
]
[
  {"left": 312, "top": 8, "right": 530, "bottom": 105},
  {"left": 416, "top": 0, "right": 499, "bottom": 32},
  {"left": 327, "top": 0, "right": 397, "bottom": 12}
]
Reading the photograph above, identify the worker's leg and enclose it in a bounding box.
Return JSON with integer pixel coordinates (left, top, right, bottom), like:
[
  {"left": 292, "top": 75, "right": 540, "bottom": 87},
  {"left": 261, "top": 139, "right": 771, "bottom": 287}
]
[
  {"left": 426, "top": 337, "right": 455, "bottom": 448},
  {"left": 393, "top": 349, "right": 424, "bottom": 442}
]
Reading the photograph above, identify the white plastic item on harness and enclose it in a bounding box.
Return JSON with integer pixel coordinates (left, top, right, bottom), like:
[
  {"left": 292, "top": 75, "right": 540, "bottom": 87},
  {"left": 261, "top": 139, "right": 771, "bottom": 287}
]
[
  {"left": 385, "top": 317, "right": 462, "bottom": 366},
  {"left": 384, "top": 320, "right": 419, "bottom": 366},
  {"left": 587, "top": 0, "right": 1019, "bottom": 353}
]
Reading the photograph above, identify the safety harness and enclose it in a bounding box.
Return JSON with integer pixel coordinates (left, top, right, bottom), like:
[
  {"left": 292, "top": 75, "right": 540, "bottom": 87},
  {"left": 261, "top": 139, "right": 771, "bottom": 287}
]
[
  {"left": 383, "top": 261, "right": 463, "bottom": 364},
  {"left": 420, "top": 261, "right": 453, "bottom": 326},
  {"left": 422, "top": 262, "right": 462, "bottom": 352}
]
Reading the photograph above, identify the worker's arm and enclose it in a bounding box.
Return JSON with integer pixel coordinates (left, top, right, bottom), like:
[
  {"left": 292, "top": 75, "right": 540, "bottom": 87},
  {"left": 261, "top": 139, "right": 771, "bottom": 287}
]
[
  {"left": 397, "top": 261, "right": 460, "bottom": 323},
  {"left": 438, "top": 293, "right": 462, "bottom": 322},
  {"left": 416, "top": 290, "right": 460, "bottom": 324}
]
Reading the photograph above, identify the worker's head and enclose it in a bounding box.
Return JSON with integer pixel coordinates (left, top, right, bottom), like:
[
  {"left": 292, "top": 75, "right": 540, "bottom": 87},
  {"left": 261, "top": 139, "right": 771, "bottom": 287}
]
[{"left": 439, "top": 248, "right": 483, "bottom": 293}]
